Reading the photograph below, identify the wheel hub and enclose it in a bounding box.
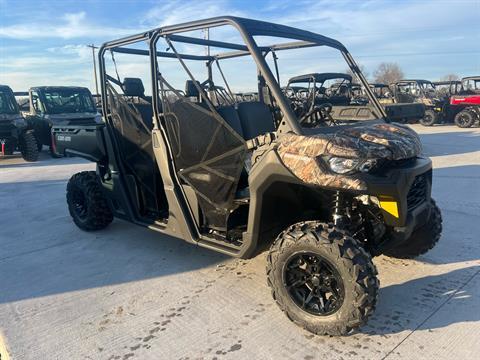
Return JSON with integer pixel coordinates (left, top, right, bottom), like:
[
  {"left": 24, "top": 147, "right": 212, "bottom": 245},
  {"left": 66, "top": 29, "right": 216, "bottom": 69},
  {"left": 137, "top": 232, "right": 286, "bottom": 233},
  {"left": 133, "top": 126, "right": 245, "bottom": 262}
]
[
  {"left": 311, "top": 276, "right": 320, "bottom": 287},
  {"left": 71, "top": 188, "right": 88, "bottom": 219},
  {"left": 283, "top": 252, "right": 345, "bottom": 316}
]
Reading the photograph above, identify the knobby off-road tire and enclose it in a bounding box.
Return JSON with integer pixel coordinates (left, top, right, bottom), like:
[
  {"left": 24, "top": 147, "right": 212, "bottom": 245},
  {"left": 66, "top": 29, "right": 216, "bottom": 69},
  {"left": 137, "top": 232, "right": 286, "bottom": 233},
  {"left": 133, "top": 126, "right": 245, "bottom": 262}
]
[
  {"left": 66, "top": 171, "right": 113, "bottom": 231},
  {"left": 454, "top": 110, "right": 475, "bottom": 128},
  {"left": 383, "top": 199, "right": 442, "bottom": 259},
  {"left": 19, "top": 130, "right": 39, "bottom": 162},
  {"left": 267, "top": 221, "right": 379, "bottom": 336},
  {"left": 420, "top": 109, "right": 437, "bottom": 126}
]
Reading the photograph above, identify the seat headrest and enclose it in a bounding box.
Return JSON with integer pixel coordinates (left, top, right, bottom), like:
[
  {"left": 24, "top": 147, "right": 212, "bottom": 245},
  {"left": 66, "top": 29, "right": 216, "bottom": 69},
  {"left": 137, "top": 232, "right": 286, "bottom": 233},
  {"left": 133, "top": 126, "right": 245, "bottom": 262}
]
[
  {"left": 185, "top": 80, "right": 201, "bottom": 98},
  {"left": 123, "top": 78, "right": 145, "bottom": 97}
]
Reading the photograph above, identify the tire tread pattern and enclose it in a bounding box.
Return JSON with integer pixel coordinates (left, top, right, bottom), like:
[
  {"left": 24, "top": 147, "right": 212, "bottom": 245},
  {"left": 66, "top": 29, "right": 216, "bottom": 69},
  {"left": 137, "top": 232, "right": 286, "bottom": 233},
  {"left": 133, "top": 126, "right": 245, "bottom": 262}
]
[
  {"left": 66, "top": 171, "right": 113, "bottom": 231},
  {"left": 384, "top": 199, "right": 442, "bottom": 259},
  {"left": 20, "top": 130, "right": 39, "bottom": 162},
  {"left": 266, "top": 221, "right": 379, "bottom": 336}
]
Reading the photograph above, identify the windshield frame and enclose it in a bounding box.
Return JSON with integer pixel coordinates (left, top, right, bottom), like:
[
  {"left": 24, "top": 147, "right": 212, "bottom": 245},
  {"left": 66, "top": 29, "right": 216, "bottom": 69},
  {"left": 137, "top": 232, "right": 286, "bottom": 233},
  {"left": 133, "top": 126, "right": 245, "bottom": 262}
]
[
  {"left": 0, "top": 86, "right": 20, "bottom": 115},
  {"left": 38, "top": 87, "right": 97, "bottom": 115}
]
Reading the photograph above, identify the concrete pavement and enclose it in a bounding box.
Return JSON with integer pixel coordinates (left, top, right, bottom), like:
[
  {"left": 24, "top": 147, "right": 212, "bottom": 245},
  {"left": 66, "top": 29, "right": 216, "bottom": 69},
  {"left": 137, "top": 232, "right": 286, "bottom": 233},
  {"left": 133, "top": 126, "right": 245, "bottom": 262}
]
[{"left": 0, "top": 124, "right": 479, "bottom": 360}]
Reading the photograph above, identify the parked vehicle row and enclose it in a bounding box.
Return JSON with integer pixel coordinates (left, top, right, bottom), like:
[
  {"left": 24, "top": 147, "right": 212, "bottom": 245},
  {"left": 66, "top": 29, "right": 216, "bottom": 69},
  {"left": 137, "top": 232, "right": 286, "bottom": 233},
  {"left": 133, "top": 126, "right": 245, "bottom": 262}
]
[
  {"left": 0, "top": 85, "right": 100, "bottom": 159},
  {"left": 279, "top": 75, "right": 479, "bottom": 128},
  {"left": 374, "top": 77, "right": 479, "bottom": 127}
]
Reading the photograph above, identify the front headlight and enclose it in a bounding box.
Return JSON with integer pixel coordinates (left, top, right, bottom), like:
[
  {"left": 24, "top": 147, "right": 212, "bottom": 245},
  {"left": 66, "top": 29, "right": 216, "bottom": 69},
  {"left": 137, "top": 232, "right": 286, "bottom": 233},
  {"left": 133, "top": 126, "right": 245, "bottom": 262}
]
[
  {"left": 328, "top": 157, "right": 361, "bottom": 174},
  {"left": 327, "top": 157, "right": 378, "bottom": 174}
]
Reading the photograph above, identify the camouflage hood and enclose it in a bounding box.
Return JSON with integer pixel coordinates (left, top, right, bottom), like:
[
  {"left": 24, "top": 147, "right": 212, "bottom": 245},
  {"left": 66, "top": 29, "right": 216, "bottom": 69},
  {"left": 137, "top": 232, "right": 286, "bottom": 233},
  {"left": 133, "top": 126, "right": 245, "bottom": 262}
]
[
  {"left": 278, "top": 122, "right": 422, "bottom": 161},
  {"left": 276, "top": 122, "right": 422, "bottom": 191}
]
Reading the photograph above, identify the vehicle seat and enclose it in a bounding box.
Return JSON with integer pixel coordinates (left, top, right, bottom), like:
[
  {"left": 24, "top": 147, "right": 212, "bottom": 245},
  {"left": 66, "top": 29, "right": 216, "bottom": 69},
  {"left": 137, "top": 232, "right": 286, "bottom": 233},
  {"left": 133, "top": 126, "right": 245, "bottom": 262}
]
[
  {"left": 236, "top": 102, "right": 275, "bottom": 140},
  {"left": 122, "top": 78, "right": 154, "bottom": 130},
  {"left": 185, "top": 80, "right": 201, "bottom": 98},
  {"left": 216, "top": 106, "right": 244, "bottom": 138},
  {"left": 124, "top": 77, "right": 145, "bottom": 97}
]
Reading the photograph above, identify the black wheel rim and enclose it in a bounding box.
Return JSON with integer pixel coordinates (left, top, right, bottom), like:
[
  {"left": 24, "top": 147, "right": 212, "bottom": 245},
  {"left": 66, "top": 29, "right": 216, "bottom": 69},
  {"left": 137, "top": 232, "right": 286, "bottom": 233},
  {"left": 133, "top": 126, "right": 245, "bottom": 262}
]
[
  {"left": 457, "top": 113, "right": 469, "bottom": 126},
  {"left": 423, "top": 113, "right": 434, "bottom": 125},
  {"left": 283, "top": 252, "right": 345, "bottom": 316},
  {"left": 71, "top": 188, "right": 88, "bottom": 219}
]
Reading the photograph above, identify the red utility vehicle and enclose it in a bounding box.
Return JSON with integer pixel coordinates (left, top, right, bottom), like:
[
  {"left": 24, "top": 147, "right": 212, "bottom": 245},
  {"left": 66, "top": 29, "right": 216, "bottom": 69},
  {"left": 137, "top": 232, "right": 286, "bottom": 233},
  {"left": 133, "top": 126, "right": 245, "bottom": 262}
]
[{"left": 451, "top": 76, "right": 480, "bottom": 128}]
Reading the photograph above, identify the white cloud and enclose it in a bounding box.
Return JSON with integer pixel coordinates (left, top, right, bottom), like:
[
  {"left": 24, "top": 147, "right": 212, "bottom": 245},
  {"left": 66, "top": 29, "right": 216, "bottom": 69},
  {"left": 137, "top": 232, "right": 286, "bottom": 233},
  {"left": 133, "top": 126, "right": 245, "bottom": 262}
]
[
  {"left": 141, "top": 0, "right": 244, "bottom": 28},
  {"left": 0, "top": 11, "right": 142, "bottom": 39}
]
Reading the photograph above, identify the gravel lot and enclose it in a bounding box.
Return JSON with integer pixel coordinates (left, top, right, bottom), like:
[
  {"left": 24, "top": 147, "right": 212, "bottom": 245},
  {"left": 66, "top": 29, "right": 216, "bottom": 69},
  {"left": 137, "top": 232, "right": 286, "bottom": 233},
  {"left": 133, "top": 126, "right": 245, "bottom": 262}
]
[{"left": 1, "top": 124, "right": 479, "bottom": 360}]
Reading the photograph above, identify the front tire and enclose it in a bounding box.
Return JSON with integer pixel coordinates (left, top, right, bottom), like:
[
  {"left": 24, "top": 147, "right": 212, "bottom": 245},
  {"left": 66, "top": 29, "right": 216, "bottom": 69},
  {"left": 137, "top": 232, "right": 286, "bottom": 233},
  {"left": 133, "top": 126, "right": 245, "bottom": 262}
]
[
  {"left": 267, "top": 221, "right": 379, "bottom": 336},
  {"left": 66, "top": 171, "right": 113, "bottom": 231},
  {"left": 383, "top": 199, "right": 442, "bottom": 259},
  {"left": 454, "top": 110, "right": 475, "bottom": 128},
  {"left": 19, "top": 130, "right": 39, "bottom": 162},
  {"left": 420, "top": 109, "right": 437, "bottom": 126}
]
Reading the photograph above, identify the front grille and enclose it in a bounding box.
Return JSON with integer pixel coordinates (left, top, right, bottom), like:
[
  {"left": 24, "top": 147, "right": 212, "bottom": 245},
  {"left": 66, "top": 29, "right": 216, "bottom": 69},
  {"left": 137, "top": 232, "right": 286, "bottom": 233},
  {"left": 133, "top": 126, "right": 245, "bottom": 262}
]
[
  {"left": 68, "top": 118, "right": 96, "bottom": 125},
  {"left": 407, "top": 174, "right": 428, "bottom": 211},
  {"left": 370, "top": 157, "right": 417, "bottom": 174}
]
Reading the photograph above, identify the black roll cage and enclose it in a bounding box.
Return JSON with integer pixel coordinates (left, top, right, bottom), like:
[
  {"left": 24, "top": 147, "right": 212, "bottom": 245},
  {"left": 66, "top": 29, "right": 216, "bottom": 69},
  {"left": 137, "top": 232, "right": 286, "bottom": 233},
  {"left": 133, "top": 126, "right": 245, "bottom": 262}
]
[
  {"left": 93, "top": 16, "right": 389, "bottom": 257},
  {"left": 98, "top": 16, "right": 386, "bottom": 134}
]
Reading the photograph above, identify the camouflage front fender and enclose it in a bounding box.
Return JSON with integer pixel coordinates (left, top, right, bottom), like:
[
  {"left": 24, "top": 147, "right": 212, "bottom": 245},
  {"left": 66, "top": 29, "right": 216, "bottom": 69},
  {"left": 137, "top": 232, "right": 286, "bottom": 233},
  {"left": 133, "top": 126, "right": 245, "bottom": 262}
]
[{"left": 276, "top": 122, "right": 422, "bottom": 191}]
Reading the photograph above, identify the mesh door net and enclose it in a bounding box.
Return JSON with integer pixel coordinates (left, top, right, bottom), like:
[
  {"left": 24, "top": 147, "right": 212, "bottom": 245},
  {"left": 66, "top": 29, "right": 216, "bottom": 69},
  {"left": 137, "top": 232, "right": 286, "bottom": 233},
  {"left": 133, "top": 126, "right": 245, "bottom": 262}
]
[{"left": 160, "top": 79, "right": 246, "bottom": 230}]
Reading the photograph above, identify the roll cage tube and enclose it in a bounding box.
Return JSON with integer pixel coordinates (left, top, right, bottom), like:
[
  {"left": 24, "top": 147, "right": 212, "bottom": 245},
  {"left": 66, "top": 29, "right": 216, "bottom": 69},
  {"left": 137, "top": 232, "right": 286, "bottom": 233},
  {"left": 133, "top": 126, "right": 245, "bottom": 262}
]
[{"left": 98, "top": 16, "right": 386, "bottom": 134}]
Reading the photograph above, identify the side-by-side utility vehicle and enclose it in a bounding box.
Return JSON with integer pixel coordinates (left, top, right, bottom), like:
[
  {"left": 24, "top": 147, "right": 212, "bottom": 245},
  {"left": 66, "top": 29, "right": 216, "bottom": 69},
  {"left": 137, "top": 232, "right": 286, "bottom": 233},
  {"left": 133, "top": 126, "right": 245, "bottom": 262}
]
[
  {"left": 391, "top": 79, "right": 451, "bottom": 126},
  {"left": 451, "top": 76, "right": 480, "bottom": 128},
  {"left": 0, "top": 85, "right": 39, "bottom": 161},
  {"left": 52, "top": 17, "right": 442, "bottom": 336},
  {"left": 21, "top": 86, "right": 101, "bottom": 156}
]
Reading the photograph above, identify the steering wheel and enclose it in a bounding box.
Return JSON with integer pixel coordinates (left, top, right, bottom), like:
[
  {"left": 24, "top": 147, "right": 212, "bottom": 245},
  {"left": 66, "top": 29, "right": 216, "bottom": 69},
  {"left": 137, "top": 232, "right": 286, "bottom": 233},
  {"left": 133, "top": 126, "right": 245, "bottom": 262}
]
[{"left": 299, "top": 103, "right": 334, "bottom": 127}]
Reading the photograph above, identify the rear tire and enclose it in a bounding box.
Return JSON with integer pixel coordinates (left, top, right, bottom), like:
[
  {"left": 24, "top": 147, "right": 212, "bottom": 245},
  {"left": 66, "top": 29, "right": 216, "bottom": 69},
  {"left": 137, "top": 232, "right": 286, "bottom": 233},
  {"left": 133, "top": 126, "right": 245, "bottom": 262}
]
[
  {"left": 267, "top": 221, "right": 378, "bottom": 336},
  {"left": 454, "top": 110, "right": 475, "bottom": 128},
  {"left": 383, "top": 199, "right": 442, "bottom": 259},
  {"left": 19, "top": 130, "right": 39, "bottom": 162},
  {"left": 420, "top": 109, "right": 437, "bottom": 126},
  {"left": 66, "top": 171, "right": 113, "bottom": 231}
]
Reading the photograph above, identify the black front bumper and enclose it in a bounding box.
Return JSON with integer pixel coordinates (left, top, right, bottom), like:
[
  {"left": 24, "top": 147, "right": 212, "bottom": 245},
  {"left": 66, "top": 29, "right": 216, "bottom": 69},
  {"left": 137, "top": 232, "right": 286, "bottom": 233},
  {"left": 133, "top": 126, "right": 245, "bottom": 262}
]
[{"left": 362, "top": 156, "right": 433, "bottom": 245}]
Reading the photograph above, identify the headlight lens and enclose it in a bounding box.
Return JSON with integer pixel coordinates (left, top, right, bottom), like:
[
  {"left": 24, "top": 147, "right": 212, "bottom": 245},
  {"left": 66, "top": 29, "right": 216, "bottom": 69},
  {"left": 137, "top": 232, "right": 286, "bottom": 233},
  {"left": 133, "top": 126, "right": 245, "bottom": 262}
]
[
  {"left": 328, "top": 157, "right": 361, "bottom": 174},
  {"left": 327, "top": 157, "right": 378, "bottom": 174}
]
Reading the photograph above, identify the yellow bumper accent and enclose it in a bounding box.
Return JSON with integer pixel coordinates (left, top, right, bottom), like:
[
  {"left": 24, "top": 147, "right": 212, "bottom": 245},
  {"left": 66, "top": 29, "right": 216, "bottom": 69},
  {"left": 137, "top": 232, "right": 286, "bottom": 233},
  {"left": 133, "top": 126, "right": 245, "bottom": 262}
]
[{"left": 379, "top": 197, "right": 399, "bottom": 218}]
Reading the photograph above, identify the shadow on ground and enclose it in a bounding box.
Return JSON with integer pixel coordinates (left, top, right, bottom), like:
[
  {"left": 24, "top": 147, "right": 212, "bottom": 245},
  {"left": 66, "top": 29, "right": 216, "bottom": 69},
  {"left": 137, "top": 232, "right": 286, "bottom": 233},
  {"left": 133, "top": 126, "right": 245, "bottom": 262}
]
[
  {"left": 359, "top": 265, "right": 480, "bottom": 336},
  {"left": 0, "top": 178, "right": 228, "bottom": 305},
  {"left": 0, "top": 217, "right": 229, "bottom": 304}
]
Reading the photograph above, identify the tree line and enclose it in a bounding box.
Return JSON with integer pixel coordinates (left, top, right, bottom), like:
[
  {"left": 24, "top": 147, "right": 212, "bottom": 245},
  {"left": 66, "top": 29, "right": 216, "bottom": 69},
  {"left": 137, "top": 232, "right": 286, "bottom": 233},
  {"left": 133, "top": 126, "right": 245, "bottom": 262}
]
[{"left": 346, "top": 63, "right": 459, "bottom": 85}]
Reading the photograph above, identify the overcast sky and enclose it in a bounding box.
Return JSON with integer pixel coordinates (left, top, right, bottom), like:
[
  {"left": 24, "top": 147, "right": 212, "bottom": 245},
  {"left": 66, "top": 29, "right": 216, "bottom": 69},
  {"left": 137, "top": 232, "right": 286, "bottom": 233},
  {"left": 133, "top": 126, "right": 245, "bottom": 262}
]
[{"left": 1, "top": 0, "right": 479, "bottom": 92}]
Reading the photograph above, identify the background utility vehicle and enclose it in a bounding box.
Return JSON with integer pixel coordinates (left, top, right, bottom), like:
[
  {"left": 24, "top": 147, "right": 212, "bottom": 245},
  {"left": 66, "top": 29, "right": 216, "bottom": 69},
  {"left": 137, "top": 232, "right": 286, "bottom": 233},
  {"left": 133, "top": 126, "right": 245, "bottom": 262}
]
[
  {"left": 451, "top": 76, "right": 480, "bottom": 128},
  {"left": 53, "top": 17, "right": 442, "bottom": 336},
  {"left": 391, "top": 79, "right": 450, "bottom": 126},
  {"left": 369, "top": 83, "right": 394, "bottom": 104},
  {"left": 0, "top": 85, "right": 39, "bottom": 161},
  {"left": 432, "top": 80, "right": 462, "bottom": 97},
  {"left": 284, "top": 73, "right": 424, "bottom": 124},
  {"left": 21, "top": 86, "right": 100, "bottom": 156}
]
